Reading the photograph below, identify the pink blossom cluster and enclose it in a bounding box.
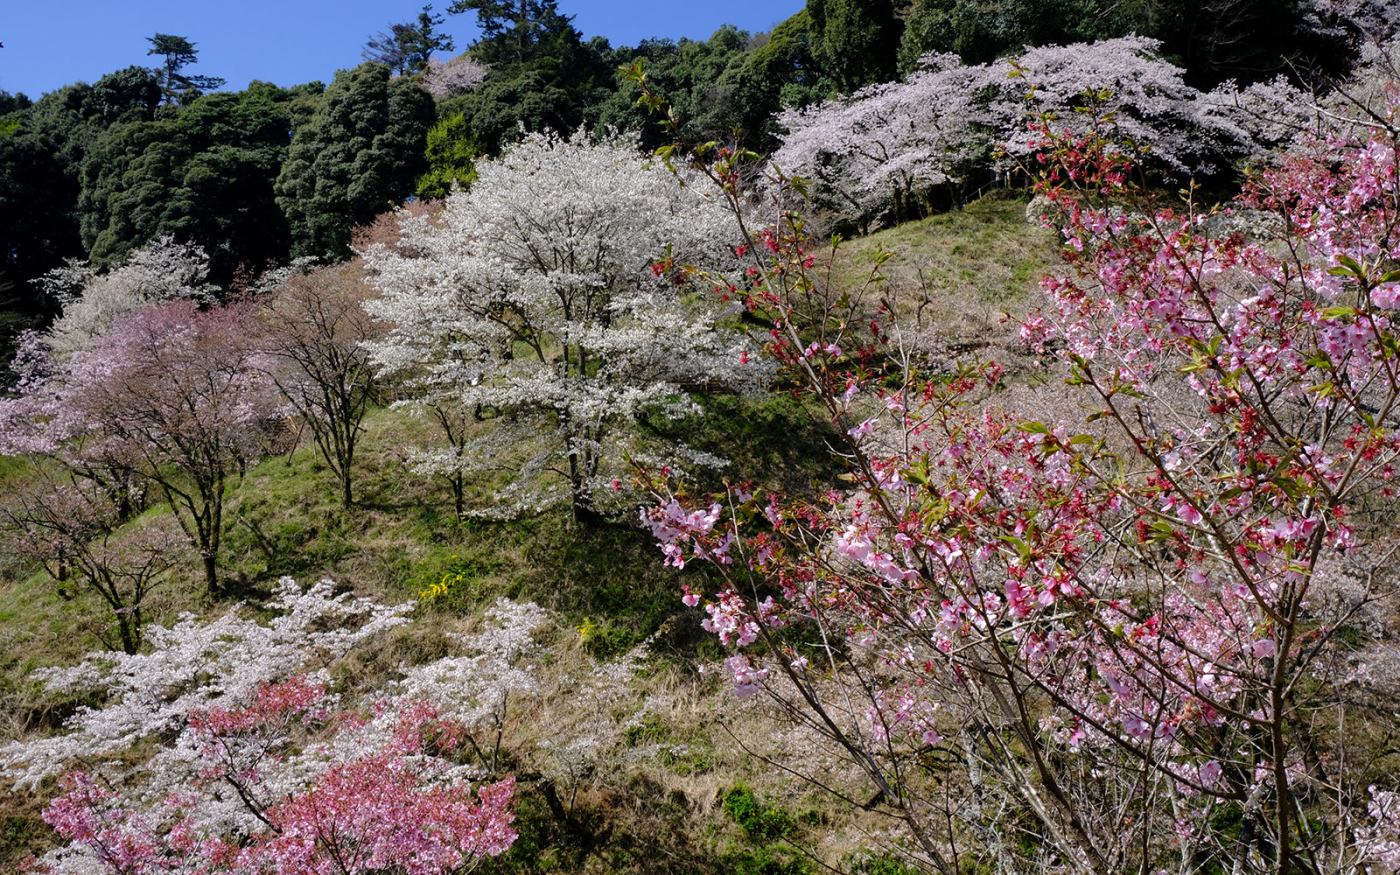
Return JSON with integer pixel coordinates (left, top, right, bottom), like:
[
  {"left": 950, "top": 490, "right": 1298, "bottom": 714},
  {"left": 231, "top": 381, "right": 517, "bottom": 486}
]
[
  {"left": 43, "top": 696, "right": 517, "bottom": 875},
  {"left": 1357, "top": 785, "right": 1400, "bottom": 872},
  {"left": 642, "top": 499, "right": 723, "bottom": 568}
]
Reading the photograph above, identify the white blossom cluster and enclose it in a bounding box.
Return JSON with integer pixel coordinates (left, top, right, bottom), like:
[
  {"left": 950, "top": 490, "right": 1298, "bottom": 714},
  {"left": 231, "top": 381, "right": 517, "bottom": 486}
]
[
  {"left": 1199, "top": 38, "right": 1400, "bottom": 159},
  {"left": 29, "top": 846, "right": 110, "bottom": 875},
  {"left": 1357, "top": 786, "right": 1400, "bottom": 872},
  {"left": 40, "top": 236, "right": 216, "bottom": 357},
  {"left": 392, "top": 600, "right": 668, "bottom": 789},
  {"left": 420, "top": 54, "right": 490, "bottom": 99},
  {"left": 364, "top": 129, "right": 769, "bottom": 515},
  {"left": 1322, "top": 0, "right": 1400, "bottom": 43},
  {"left": 774, "top": 52, "right": 991, "bottom": 228},
  {"left": 773, "top": 37, "right": 1250, "bottom": 229},
  {"left": 0, "top": 577, "right": 412, "bottom": 789},
  {"left": 391, "top": 598, "right": 548, "bottom": 728},
  {"left": 537, "top": 627, "right": 667, "bottom": 792},
  {"left": 992, "top": 37, "right": 1243, "bottom": 170}
]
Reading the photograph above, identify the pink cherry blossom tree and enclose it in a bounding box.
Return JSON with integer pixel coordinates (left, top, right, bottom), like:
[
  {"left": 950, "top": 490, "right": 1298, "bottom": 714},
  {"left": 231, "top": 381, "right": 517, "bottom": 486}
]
[
  {"left": 34, "top": 301, "right": 281, "bottom": 596},
  {"left": 646, "top": 94, "right": 1400, "bottom": 873},
  {"left": 0, "top": 331, "right": 148, "bottom": 518}
]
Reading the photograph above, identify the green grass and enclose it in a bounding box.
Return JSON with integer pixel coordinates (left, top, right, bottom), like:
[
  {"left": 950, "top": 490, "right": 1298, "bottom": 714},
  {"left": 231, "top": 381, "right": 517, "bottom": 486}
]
[
  {"left": 719, "top": 784, "right": 816, "bottom": 875},
  {"left": 833, "top": 194, "right": 1058, "bottom": 359}
]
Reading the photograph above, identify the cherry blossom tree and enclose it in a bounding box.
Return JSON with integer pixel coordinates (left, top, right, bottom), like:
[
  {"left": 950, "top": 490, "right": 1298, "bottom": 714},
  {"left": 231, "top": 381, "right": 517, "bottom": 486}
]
[
  {"left": 393, "top": 598, "right": 547, "bottom": 771},
  {"left": 364, "top": 129, "right": 766, "bottom": 521},
  {"left": 770, "top": 53, "right": 998, "bottom": 230},
  {"left": 0, "top": 474, "right": 181, "bottom": 653},
  {"left": 1201, "top": 37, "right": 1400, "bottom": 161},
  {"left": 256, "top": 264, "right": 382, "bottom": 508},
  {"left": 420, "top": 53, "right": 490, "bottom": 99},
  {"left": 12, "top": 301, "right": 284, "bottom": 596},
  {"left": 1326, "top": 0, "right": 1400, "bottom": 44},
  {"left": 647, "top": 100, "right": 1400, "bottom": 872},
  {"left": 39, "top": 236, "right": 214, "bottom": 358},
  {"left": 772, "top": 37, "right": 1248, "bottom": 231},
  {"left": 3, "top": 578, "right": 519, "bottom": 875},
  {"left": 0, "top": 332, "right": 148, "bottom": 519},
  {"left": 990, "top": 37, "right": 1246, "bottom": 173}
]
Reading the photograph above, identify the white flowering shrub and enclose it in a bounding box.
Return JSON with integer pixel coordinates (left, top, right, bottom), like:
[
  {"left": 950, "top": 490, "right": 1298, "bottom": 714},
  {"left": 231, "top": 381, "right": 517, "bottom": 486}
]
[
  {"left": 1, "top": 577, "right": 412, "bottom": 790},
  {"left": 41, "top": 236, "right": 215, "bottom": 357},
  {"left": 364, "top": 129, "right": 768, "bottom": 520}
]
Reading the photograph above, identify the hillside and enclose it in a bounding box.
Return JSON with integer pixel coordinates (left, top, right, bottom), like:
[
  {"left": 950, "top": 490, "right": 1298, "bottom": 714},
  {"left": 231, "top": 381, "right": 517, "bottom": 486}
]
[
  {"left": 0, "top": 197, "right": 1058, "bottom": 873},
  {"left": 6, "top": 3, "right": 1400, "bottom": 871}
]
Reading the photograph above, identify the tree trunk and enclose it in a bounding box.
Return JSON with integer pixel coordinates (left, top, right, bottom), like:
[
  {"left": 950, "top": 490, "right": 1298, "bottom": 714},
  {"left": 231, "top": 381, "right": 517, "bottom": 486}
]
[
  {"left": 117, "top": 615, "right": 139, "bottom": 655},
  {"left": 571, "top": 491, "right": 603, "bottom": 526},
  {"left": 202, "top": 552, "right": 220, "bottom": 597}
]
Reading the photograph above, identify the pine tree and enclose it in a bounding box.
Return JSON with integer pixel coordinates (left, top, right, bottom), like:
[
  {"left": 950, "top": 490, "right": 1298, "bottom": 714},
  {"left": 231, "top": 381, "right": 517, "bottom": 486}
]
[
  {"left": 145, "top": 33, "right": 225, "bottom": 105},
  {"left": 447, "top": 0, "right": 574, "bottom": 66},
  {"left": 363, "top": 4, "right": 455, "bottom": 77}
]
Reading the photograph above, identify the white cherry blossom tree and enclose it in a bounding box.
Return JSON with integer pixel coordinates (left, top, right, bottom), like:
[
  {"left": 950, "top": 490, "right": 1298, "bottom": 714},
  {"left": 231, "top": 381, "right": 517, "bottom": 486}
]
[
  {"left": 772, "top": 37, "right": 1249, "bottom": 230},
  {"left": 40, "top": 236, "right": 215, "bottom": 357},
  {"left": 420, "top": 53, "right": 490, "bottom": 99},
  {"left": 364, "top": 129, "right": 766, "bottom": 521}
]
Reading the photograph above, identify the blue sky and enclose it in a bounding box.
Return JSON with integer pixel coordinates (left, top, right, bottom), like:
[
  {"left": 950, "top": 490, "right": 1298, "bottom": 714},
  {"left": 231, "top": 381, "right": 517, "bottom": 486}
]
[{"left": 0, "top": 1, "right": 805, "bottom": 98}]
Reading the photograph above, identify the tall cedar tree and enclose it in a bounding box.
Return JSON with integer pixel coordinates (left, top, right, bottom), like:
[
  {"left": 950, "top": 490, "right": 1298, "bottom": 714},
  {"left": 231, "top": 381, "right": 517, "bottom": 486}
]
[{"left": 807, "top": 0, "right": 900, "bottom": 91}]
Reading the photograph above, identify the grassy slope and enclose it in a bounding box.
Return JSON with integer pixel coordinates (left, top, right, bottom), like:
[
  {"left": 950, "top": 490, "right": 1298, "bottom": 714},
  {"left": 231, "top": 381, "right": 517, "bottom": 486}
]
[{"left": 0, "top": 195, "right": 1057, "bottom": 873}]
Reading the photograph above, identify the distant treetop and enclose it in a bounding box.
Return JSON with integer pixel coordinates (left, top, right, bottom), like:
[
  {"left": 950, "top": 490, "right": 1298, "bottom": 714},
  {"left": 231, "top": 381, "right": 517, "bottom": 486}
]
[
  {"left": 146, "top": 32, "right": 225, "bottom": 105},
  {"left": 363, "top": 4, "right": 455, "bottom": 77}
]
